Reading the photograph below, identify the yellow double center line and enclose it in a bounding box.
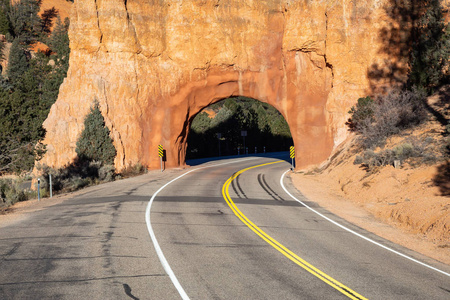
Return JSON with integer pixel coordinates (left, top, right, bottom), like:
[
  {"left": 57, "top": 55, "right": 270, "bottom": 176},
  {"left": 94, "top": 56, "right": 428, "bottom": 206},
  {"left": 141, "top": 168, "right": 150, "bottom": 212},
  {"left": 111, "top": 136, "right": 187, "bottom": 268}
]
[{"left": 221, "top": 161, "right": 368, "bottom": 300}]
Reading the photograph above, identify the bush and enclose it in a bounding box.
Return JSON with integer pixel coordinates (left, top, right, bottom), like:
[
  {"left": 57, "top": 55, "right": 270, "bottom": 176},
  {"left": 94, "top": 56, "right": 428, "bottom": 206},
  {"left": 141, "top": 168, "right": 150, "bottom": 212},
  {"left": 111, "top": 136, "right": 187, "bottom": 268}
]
[
  {"left": 98, "top": 164, "right": 115, "bottom": 182},
  {"left": 361, "top": 149, "right": 396, "bottom": 169},
  {"left": 354, "top": 137, "right": 440, "bottom": 170},
  {"left": 36, "top": 160, "right": 116, "bottom": 195},
  {"left": 393, "top": 143, "right": 415, "bottom": 161},
  {"left": 0, "top": 178, "right": 30, "bottom": 208},
  {"left": 348, "top": 89, "right": 427, "bottom": 149},
  {"left": 120, "top": 163, "right": 147, "bottom": 178},
  {"left": 347, "top": 96, "right": 375, "bottom": 131},
  {"left": 353, "top": 155, "right": 363, "bottom": 165}
]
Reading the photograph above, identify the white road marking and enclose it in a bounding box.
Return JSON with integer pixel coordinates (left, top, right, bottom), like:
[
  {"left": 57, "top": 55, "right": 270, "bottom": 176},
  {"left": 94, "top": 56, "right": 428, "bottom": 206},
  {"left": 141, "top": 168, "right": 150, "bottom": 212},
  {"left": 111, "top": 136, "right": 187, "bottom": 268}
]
[
  {"left": 145, "top": 157, "right": 259, "bottom": 300},
  {"left": 280, "top": 170, "right": 450, "bottom": 277}
]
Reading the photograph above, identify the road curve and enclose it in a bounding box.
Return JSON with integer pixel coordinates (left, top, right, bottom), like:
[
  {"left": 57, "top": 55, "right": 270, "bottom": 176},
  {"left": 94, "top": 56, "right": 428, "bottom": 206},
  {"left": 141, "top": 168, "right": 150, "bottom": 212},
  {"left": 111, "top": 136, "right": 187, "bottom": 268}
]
[
  {"left": 150, "top": 156, "right": 450, "bottom": 299},
  {"left": 0, "top": 155, "right": 449, "bottom": 299}
]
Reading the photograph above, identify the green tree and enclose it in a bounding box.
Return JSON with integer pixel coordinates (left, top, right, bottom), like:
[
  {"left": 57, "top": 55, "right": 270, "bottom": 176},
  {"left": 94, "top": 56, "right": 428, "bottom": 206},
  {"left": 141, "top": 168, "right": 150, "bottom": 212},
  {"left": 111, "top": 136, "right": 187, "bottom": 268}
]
[
  {"left": 76, "top": 102, "right": 116, "bottom": 165},
  {"left": 48, "top": 17, "right": 70, "bottom": 75},
  {"left": 0, "top": 85, "right": 47, "bottom": 173},
  {"left": 409, "top": 0, "right": 450, "bottom": 93},
  {"left": 190, "top": 112, "right": 212, "bottom": 133},
  {"left": 7, "top": 38, "right": 29, "bottom": 86},
  {"left": 0, "top": 1, "right": 71, "bottom": 174},
  {"left": 8, "top": 0, "right": 42, "bottom": 44},
  {"left": 0, "top": 7, "right": 10, "bottom": 36}
]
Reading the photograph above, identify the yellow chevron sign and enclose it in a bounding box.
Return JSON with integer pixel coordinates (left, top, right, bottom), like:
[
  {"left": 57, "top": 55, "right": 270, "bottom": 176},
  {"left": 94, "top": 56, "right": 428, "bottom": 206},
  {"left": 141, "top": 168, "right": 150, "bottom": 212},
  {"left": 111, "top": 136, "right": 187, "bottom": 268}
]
[
  {"left": 158, "top": 145, "right": 164, "bottom": 157},
  {"left": 290, "top": 146, "right": 295, "bottom": 159}
]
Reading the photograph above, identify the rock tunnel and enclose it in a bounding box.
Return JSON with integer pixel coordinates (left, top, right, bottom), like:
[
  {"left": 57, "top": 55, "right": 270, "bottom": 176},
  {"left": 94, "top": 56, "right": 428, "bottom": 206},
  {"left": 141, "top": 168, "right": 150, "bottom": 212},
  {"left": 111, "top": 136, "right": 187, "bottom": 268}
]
[{"left": 40, "top": 0, "right": 390, "bottom": 171}]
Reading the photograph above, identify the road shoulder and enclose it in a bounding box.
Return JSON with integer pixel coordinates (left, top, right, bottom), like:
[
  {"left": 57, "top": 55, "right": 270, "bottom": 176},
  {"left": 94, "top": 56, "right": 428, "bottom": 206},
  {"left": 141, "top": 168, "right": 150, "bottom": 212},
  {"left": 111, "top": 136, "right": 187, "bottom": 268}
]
[{"left": 289, "top": 172, "right": 450, "bottom": 265}]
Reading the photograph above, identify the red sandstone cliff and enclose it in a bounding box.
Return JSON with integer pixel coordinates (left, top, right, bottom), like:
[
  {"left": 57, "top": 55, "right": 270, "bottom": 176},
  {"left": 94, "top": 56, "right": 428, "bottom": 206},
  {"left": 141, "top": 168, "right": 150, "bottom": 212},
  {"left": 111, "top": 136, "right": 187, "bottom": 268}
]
[{"left": 40, "top": 0, "right": 407, "bottom": 171}]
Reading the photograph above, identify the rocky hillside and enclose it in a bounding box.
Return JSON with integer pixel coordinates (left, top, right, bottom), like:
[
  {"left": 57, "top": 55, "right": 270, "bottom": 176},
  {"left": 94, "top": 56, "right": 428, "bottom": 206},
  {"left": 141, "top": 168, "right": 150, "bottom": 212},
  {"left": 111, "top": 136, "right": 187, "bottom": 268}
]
[
  {"left": 291, "top": 86, "right": 449, "bottom": 264},
  {"left": 39, "top": 0, "right": 72, "bottom": 22}
]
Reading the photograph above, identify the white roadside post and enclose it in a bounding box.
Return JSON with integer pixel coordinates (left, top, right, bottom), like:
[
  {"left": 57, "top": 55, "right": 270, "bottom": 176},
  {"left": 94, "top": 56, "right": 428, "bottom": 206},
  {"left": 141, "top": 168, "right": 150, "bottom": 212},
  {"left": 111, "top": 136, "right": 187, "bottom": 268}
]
[
  {"left": 37, "top": 178, "right": 41, "bottom": 201},
  {"left": 49, "top": 174, "right": 52, "bottom": 198}
]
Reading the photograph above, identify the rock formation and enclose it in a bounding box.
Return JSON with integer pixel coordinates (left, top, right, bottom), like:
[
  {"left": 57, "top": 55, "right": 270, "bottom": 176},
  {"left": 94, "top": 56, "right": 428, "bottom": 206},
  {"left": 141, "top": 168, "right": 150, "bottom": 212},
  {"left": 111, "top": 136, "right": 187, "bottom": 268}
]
[{"left": 40, "top": 0, "right": 398, "bottom": 170}]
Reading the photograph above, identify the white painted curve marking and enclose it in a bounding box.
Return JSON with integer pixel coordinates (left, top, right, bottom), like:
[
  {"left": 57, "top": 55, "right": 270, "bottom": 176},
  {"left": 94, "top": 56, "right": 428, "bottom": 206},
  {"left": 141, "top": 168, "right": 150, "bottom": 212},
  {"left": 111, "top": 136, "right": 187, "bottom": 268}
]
[
  {"left": 145, "top": 157, "right": 259, "bottom": 300},
  {"left": 280, "top": 170, "right": 450, "bottom": 278}
]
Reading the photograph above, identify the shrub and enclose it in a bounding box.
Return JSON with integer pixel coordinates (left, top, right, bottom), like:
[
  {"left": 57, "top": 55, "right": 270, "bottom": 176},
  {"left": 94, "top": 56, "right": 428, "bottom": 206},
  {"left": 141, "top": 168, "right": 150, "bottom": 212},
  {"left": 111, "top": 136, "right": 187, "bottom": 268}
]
[
  {"left": 98, "top": 164, "right": 115, "bottom": 182},
  {"left": 349, "top": 89, "right": 427, "bottom": 149},
  {"left": 347, "top": 96, "right": 375, "bottom": 131},
  {"left": 353, "top": 155, "right": 363, "bottom": 165},
  {"left": 70, "top": 176, "right": 90, "bottom": 190},
  {"left": 361, "top": 149, "right": 395, "bottom": 169},
  {"left": 120, "top": 163, "right": 147, "bottom": 178},
  {"left": 0, "top": 178, "right": 29, "bottom": 208},
  {"left": 393, "top": 143, "right": 415, "bottom": 161},
  {"left": 36, "top": 160, "right": 116, "bottom": 195},
  {"left": 354, "top": 137, "right": 441, "bottom": 170}
]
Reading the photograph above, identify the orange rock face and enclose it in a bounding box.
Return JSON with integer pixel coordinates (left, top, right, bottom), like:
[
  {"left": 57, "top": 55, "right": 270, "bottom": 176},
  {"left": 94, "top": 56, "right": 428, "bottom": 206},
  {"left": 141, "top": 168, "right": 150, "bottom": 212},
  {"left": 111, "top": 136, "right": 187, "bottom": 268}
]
[{"left": 40, "top": 0, "right": 393, "bottom": 171}]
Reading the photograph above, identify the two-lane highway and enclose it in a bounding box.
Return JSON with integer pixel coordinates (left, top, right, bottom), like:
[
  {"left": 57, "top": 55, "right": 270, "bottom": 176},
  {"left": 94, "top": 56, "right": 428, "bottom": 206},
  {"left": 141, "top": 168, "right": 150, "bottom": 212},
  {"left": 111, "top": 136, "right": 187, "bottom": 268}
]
[
  {"left": 149, "top": 156, "right": 450, "bottom": 299},
  {"left": 1, "top": 155, "right": 449, "bottom": 299}
]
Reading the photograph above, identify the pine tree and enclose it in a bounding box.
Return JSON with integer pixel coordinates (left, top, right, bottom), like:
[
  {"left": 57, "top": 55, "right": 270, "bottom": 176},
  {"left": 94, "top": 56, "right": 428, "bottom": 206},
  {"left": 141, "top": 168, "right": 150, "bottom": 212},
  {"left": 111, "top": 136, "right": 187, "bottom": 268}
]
[
  {"left": 409, "top": 0, "right": 450, "bottom": 93},
  {"left": 76, "top": 102, "right": 116, "bottom": 165},
  {"left": 0, "top": 7, "right": 10, "bottom": 35},
  {"left": 8, "top": 0, "right": 42, "bottom": 44},
  {"left": 0, "top": 85, "right": 46, "bottom": 173},
  {"left": 49, "top": 17, "right": 70, "bottom": 74},
  {"left": 0, "top": 0, "right": 11, "bottom": 37},
  {"left": 7, "top": 38, "right": 28, "bottom": 85},
  {"left": 0, "top": 1, "right": 71, "bottom": 174}
]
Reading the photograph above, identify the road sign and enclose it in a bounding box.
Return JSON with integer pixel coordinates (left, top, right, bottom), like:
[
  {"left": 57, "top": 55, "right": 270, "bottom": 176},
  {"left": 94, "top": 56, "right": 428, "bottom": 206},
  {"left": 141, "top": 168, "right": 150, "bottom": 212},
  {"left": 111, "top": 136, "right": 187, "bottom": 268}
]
[
  {"left": 290, "top": 146, "right": 295, "bottom": 170},
  {"left": 158, "top": 144, "right": 164, "bottom": 172}
]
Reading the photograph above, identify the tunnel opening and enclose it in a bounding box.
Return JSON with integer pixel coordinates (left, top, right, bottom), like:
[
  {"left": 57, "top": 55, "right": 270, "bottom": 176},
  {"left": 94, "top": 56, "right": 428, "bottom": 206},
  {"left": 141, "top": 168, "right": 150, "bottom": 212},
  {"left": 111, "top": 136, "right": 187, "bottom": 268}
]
[{"left": 185, "top": 96, "right": 293, "bottom": 161}]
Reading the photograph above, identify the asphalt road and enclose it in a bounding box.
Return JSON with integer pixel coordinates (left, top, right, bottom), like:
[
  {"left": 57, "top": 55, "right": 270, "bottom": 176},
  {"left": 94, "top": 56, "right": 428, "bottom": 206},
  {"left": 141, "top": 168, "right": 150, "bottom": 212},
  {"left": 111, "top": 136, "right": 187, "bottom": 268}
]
[{"left": 0, "top": 155, "right": 449, "bottom": 299}]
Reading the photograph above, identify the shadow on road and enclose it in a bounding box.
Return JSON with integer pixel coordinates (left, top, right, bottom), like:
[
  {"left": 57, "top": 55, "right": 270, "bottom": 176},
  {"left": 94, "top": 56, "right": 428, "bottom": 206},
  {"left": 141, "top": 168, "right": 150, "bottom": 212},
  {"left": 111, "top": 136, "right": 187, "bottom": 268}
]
[{"left": 186, "top": 151, "right": 292, "bottom": 167}]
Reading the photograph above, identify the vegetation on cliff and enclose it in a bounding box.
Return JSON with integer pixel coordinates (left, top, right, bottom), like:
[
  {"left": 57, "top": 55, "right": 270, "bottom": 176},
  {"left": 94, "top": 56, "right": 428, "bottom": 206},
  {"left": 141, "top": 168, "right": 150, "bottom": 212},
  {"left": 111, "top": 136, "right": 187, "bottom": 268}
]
[
  {"left": 0, "top": 0, "right": 69, "bottom": 174},
  {"left": 348, "top": 0, "right": 449, "bottom": 173}
]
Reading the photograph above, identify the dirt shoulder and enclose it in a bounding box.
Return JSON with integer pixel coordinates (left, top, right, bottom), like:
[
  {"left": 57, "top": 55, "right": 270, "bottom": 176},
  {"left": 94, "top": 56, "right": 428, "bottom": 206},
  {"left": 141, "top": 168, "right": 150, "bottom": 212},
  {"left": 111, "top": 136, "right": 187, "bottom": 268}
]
[
  {"left": 290, "top": 154, "right": 449, "bottom": 265},
  {"left": 0, "top": 192, "right": 73, "bottom": 228}
]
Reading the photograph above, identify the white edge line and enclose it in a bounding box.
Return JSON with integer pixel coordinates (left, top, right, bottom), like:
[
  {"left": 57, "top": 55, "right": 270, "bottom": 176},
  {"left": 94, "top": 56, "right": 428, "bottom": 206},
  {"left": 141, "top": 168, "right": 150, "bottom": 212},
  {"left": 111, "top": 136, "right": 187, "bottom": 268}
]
[
  {"left": 145, "top": 157, "right": 259, "bottom": 300},
  {"left": 280, "top": 170, "right": 450, "bottom": 278}
]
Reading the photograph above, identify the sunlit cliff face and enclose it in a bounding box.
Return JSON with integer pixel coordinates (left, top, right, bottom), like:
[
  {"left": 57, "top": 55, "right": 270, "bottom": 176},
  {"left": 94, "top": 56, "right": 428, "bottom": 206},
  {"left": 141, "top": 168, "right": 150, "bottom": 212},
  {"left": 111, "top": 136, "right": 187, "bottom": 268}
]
[{"left": 40, "top": 0, "right": 401, "bottom": 171}]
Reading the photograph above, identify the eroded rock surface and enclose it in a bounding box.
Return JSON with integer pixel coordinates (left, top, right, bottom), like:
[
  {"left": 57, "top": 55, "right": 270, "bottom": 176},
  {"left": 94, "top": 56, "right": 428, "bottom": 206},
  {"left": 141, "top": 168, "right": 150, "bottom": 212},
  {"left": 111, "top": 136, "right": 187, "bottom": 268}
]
[{"left": 41, "top": 0, "right": 394, "bottom": 170}]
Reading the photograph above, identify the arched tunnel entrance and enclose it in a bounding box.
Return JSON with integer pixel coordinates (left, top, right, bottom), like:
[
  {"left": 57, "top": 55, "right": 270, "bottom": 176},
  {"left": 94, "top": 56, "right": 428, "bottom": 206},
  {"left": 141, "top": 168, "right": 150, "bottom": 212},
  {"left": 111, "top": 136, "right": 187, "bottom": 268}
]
[
  {"left": 185, "top": 97, "right": 293, "bottom": 161},
  {"left": 145, "top": 64, "right": 334, "bottom": 172}
]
